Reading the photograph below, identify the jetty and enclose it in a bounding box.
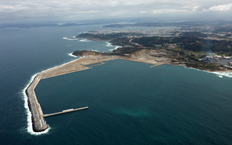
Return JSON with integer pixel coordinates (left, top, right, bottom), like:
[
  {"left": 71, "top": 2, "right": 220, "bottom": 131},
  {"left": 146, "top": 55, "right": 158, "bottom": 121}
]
[
  {"left": 26, "top": 56, "right": 117, "bottom": 132},
  {"left": 26, "top": 74, "right": 48, "bottom": 132},
  {"left": 43, "top": 106, "right": 88, "bottom": 117}
]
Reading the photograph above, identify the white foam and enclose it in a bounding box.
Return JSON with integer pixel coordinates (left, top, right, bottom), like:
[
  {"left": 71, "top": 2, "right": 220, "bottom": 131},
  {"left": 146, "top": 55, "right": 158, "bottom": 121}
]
[
  {"left": 22, "top": 73, "right": 50, "bottom": 135},
  {"left": 109, "top": 46, "right": 122, "bottom": 52},
  {"left": 63, "top": 37, "right": 78, "bottom": 41},
  {"left": 182, "top": 65, "right": 232, "bottom": 78},
  {"left": 106, "top": 42, "right": 122, "bottom": 52},
  {"left": 106, "top": 42, "right": 113, "bottom": 47},
  {"left": 212, "top": 71, "right": 232, "bottom": 78},
  {"left": 80, "top": 39, "right": 90, "bottom": 42},
  {"left": 91, "top": 49, "right": 99, "bottom": 52},
  {"left": 68, "top": 53, "right": 77, "bottom": 57},
  {"left": 114, "top": 46, "right": 122, "bottom": 49}
]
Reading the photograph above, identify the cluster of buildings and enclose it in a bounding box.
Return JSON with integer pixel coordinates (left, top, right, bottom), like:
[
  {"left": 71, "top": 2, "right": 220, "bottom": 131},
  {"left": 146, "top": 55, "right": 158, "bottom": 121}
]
[
  {"left": 199, "top": 53, "right": 232, "bottom": 64},
  {"left": 88, "top": 28, "right": 178, "bottom": 37},
  {"left": 88, "top": 27, "right": 232, "bottom": 41}
]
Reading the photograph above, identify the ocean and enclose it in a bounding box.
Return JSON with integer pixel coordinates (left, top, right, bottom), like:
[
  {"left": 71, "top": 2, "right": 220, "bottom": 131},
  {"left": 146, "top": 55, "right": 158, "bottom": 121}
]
[{"left": 0, "top": 25, "right": 232, "bottom": 145}]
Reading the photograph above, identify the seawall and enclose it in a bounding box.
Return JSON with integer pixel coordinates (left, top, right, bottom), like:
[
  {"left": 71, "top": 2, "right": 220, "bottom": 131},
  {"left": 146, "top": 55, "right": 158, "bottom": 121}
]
[{"left": 26, "top": 74, "right": 48, "bottom": 132}]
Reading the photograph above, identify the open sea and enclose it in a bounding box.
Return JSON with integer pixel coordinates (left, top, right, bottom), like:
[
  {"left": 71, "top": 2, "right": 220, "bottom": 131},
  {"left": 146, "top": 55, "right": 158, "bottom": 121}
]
[{"left": 1, "top": 25, "right": 232, "bottom": 145}]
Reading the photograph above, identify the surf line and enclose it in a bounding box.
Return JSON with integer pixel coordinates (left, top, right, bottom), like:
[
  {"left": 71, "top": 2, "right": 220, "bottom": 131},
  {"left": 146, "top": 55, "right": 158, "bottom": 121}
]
[{"left": 23, "top": 73, "right": 50, "bottom": 135}]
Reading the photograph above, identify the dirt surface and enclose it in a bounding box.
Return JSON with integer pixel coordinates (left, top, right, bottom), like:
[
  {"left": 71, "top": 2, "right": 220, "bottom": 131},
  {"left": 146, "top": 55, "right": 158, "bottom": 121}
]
[{"left": 41, "top": 56, "right": 118, "bottom": 79}]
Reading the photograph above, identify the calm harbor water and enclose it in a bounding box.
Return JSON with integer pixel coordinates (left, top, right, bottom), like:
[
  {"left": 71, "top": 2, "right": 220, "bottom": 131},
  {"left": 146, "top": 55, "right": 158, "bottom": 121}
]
[{"left": 0, "top": 25, "right": 232, "bottom": 145}]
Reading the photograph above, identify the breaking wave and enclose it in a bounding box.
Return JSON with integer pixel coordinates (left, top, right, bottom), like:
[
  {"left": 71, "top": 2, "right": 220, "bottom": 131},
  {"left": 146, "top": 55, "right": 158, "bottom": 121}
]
[
  {"left": 91, "top": 49, "right": 99, "bottom": 52},
  {"left": 63, "top": 37, "right": 78, "bottom": 40},
  {"left": 109, "top": 46, "right": 122, "bottom": 52},
  {"left": 106, "top": 42, "right": 113, "bottom": 47},
  {"left": 68, "top": 53, "right": 77, "bottom": 57},
  {"left": 182, "top": 65, "right": 232, "bottom": 78},
  {"left": 80, "top": 39, "right": 91, "bottom": 42},
  {"left": 106, "top": 42, "right": 122, "bottom": 51},
  {"left": 22, "top": 73, "right": 50, "bottom": 135},
  {"left": 212, "top": 71, "right": 232, "bottom": 78}
]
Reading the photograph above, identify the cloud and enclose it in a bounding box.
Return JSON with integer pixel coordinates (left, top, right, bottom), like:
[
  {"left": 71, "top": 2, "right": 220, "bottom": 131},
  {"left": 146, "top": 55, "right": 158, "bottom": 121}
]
[
  {"left": 208, "top": 3, "right": 232, "bottom": 11},
  {"left": 0, "top": 0, "right": 232, "bottom": 23}
]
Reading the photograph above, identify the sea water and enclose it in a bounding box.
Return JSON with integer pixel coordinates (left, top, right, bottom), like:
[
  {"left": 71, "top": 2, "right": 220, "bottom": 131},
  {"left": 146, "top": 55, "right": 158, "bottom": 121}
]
[
  {"left": 1, "top": 25, "right": 232, "bottom": 145},
  {"left": 34, "top": 60, "right": 232, "bottom": 145}
]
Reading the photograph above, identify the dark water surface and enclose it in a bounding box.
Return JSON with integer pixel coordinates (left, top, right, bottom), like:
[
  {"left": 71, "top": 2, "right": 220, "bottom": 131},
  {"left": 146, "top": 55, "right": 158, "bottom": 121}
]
[
  {"left": 35, "top": 60, "right": 232, "bottom": 145},
  {"left": 1, "top": 26, "right": 232, "bottom": 145}
]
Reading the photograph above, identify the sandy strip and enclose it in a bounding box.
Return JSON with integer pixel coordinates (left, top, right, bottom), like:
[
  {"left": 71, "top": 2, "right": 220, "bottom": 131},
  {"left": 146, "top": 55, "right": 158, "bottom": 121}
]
[
  {"left": 120, "top": 56, "right": 170, "bottom": 66},
  {"left": 41, "top": 56, "right": 118, "bottom": 79}
]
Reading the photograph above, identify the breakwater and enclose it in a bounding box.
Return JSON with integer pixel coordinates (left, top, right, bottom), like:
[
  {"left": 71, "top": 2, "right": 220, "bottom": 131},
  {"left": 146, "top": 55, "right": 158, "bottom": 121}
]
[
  {"left": 25, "top": 56, "right": 117, "bottom": 132},
  {"left": 26, "top": 74, "right": 48, "bottom": 132}
]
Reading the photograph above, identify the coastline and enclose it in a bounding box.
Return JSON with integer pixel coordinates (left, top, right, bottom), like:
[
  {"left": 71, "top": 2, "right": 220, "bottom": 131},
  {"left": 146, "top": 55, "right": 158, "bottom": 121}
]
[{"left": 25, "top": 53, "right": 232, "bottom": 134}]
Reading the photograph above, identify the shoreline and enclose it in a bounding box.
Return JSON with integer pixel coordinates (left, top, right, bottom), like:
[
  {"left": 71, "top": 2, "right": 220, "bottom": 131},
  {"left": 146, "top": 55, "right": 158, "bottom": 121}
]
[{"left": 25, "top": 54, "right": 232, "bottom": 135}]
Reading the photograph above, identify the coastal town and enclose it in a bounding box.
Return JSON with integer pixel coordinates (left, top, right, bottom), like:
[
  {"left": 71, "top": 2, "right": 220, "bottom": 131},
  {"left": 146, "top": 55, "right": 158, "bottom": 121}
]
[
  {"left": 76, "top": 24, "right": 232, "bottom": 71},
  {"left": 91, "top": 23, "right": 232, "bottom": 41}
]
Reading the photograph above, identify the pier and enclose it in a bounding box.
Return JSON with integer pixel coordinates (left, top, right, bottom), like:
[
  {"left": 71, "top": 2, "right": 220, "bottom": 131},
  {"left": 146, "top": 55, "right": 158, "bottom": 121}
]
[{"left": 43, "top": 106, "right": 89, "bottom": 117}]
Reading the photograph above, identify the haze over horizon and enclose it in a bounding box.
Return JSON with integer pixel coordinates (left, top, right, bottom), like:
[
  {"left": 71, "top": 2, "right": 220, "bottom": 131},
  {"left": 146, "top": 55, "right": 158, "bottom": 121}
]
[{"left": 1, "top": 0, "right": 232, "bottom": 24}]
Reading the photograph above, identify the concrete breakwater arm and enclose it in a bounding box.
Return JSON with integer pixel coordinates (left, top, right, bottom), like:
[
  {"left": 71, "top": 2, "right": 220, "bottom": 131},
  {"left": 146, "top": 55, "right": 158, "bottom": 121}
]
[
  {"left": 25, "top": 56, "right": 117, "bottom": 132},
  {"left": 43, "top": 106, "right": 89, "bottom": 117},
  {"left": 26, "top": 74, "right": 48, "bottom": 132}
]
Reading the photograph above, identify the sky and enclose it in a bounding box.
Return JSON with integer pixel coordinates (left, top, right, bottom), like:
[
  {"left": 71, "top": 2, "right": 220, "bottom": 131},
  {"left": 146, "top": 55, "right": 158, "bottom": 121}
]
[{"left": 1, "top": 0, "right": 232, "bottom": 23}]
